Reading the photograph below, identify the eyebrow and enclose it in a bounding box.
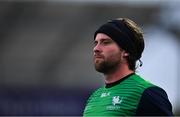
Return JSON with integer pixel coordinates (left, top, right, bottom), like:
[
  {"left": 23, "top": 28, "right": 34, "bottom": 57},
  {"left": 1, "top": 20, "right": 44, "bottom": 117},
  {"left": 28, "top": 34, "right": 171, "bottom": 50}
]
[{"left": 95, "top": 38, "right": 112, "bottom": 42}]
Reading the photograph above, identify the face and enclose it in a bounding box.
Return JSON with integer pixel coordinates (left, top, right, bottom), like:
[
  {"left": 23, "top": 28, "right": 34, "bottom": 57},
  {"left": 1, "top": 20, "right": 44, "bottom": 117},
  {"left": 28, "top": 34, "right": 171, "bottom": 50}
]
[{"left": 93, "top": 33, "right": 124, "bottom": 74}]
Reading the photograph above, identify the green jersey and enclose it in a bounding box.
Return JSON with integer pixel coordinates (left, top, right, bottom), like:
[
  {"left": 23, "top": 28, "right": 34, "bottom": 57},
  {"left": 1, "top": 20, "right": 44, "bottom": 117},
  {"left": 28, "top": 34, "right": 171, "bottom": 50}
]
[{"left": 83, "top": 73, "right": 173, "bottom": 116}]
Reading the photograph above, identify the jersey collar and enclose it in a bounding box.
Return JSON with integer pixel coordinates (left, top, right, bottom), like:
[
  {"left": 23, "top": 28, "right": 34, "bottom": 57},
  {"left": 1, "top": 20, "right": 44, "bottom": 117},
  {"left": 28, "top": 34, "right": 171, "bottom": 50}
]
[{"left": 105, "top": 73, "right": 135, "bottom": 88}]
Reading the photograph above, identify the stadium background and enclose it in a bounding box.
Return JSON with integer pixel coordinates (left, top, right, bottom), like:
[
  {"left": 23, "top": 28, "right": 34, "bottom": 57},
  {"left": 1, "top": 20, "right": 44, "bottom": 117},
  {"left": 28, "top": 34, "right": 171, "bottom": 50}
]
[{"left": 0, "top": 0, "right": 179, "bottom": 115}]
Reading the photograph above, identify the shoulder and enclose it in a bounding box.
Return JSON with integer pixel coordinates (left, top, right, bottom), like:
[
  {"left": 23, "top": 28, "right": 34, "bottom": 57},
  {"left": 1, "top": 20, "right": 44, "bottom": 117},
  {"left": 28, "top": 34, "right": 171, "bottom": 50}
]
[
  {"left": 124, "top": 74, "right": 155, "bottom": 91},
  {"left": 135, "top": 86, "right": 174, "bottom": 116},
  {"left": 86, "top": 87, "right": 104, "bottom": 100},
  {"left": 130, "top": 74, "right": 153, "bottom": 87}
]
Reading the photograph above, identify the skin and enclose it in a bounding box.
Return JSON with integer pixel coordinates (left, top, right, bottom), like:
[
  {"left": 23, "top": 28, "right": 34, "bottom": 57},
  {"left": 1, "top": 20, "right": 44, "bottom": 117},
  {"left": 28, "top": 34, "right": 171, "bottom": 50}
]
[{"left": 93, "top": 33, "right": 134, "bottom": 84}]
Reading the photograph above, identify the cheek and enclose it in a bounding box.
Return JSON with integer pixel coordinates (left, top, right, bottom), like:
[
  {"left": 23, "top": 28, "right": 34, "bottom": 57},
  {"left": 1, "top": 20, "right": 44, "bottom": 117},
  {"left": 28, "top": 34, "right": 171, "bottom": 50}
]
[{"left": 105, "top": 49, "right": 122, "bottom": 61}]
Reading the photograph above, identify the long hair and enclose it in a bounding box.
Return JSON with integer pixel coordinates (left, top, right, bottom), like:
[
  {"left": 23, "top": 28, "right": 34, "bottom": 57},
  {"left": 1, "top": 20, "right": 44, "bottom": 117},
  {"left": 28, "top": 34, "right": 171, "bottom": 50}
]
[{"left": 118, "top": 18, "right": 144, "bottom": 71}]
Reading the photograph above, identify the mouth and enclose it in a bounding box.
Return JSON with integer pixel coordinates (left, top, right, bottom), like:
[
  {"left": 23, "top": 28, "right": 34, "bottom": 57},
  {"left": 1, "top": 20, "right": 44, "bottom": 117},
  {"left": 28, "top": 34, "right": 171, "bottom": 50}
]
[
  {"left": 95, "top": 56, "right": 103, "bottom": 59},
  {"left": 94, "top": 55, "right": 104, "bottom": 59}
]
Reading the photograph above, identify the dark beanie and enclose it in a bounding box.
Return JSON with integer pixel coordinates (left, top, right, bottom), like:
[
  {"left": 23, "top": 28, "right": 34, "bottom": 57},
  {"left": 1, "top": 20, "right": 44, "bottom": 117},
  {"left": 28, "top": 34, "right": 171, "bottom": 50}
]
[{"left": 94, "top": 19, "right": 143, "bottom": 60}]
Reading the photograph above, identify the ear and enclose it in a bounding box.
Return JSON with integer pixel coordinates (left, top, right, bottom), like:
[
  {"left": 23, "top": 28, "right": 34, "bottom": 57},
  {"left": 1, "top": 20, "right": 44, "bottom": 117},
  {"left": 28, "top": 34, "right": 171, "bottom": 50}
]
[{"left": 123, "top": 52, "right": 129, "bottom": 57}]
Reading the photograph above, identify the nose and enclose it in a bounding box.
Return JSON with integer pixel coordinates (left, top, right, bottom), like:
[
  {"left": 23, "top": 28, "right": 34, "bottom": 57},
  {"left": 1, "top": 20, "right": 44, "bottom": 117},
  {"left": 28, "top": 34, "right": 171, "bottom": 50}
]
[{"left": 93, "top": 43, "right": 102, "bottom": 54}]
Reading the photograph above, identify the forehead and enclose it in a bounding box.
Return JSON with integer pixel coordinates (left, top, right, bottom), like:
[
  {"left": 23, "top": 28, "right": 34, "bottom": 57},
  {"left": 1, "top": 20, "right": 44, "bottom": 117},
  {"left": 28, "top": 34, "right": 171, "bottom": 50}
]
[{"left": 95, "top": 33, "right": 112, "bottom": 41}]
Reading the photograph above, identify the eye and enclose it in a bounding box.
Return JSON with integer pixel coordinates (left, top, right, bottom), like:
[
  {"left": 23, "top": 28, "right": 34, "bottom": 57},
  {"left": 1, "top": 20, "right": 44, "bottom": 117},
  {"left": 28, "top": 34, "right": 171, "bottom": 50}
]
[{"left": 102, "top": 40, "right": 112, "bottom": 45}]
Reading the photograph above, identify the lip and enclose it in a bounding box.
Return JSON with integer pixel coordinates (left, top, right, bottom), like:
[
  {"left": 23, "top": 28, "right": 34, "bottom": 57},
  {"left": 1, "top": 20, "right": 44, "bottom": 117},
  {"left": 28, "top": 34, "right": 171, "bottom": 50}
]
[
  {"left": 95, "top": 56, "right": 103, "bottom": 58},
  {"left": 94, "top": 54, "right": 104, "bottom": 59}
]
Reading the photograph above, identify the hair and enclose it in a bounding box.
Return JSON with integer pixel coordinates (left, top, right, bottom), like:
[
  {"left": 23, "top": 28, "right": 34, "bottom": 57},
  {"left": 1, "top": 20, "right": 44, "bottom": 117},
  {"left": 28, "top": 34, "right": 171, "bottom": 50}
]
[{"left": 116, "top": 18, "right": 144, "bottom": 71}]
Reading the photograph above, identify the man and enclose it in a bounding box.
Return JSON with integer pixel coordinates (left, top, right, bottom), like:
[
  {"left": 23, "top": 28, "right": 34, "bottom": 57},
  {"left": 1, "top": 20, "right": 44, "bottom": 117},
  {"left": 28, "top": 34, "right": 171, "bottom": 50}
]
[{"left": 83, "top": 18, "right": 173, "bottom": 116}]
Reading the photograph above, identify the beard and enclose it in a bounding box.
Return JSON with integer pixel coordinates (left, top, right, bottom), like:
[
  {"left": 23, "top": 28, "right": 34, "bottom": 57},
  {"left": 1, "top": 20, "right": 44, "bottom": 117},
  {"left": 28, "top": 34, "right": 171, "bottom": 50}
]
[{"left": 94, "top": 57, "right": 120, "bottom": 74}]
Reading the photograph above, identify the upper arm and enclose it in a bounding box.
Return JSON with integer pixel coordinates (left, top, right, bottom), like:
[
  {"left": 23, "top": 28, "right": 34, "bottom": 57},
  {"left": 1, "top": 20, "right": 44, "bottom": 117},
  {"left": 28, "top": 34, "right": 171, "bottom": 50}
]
[{"left": 135, "top": 86, "right": 173, "bottom": 116}]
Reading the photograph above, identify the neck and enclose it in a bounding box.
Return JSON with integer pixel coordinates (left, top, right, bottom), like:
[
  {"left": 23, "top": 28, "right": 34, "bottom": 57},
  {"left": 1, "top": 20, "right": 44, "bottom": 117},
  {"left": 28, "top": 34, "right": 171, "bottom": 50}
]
[{"left": 104, "top": 64, "right": 134, "bottom": 84}]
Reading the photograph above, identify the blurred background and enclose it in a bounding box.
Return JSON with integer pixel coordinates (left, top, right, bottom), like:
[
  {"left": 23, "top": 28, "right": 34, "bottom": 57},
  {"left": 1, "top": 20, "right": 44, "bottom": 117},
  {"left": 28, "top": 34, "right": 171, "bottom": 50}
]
[{"left": 0, "top": 0, "right": 179, "bottom": 116}]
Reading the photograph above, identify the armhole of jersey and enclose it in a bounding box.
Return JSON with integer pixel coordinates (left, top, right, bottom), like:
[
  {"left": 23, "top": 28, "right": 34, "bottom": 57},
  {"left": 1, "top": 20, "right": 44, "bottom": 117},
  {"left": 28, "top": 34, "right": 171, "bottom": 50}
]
[{"left": 135, "top": 86, "right": 173, "bottom": 116}]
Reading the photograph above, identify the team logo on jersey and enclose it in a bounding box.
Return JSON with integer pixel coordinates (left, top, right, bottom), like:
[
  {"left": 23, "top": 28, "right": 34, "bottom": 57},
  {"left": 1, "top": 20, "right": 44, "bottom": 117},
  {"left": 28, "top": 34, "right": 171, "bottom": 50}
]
[
  {"left": 106, "top": 96, "right": 123, "bottom": 111},
  {"left": 112, "top": 96, "right": 122, "bottom": 105}
]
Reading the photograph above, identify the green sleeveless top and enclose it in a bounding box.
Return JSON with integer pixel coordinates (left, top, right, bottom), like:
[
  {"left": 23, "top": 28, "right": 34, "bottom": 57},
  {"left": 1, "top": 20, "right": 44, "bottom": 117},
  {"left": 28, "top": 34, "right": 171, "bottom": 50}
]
[{"left": 83, "top": 73, "right": 154, "bottom": 116}]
